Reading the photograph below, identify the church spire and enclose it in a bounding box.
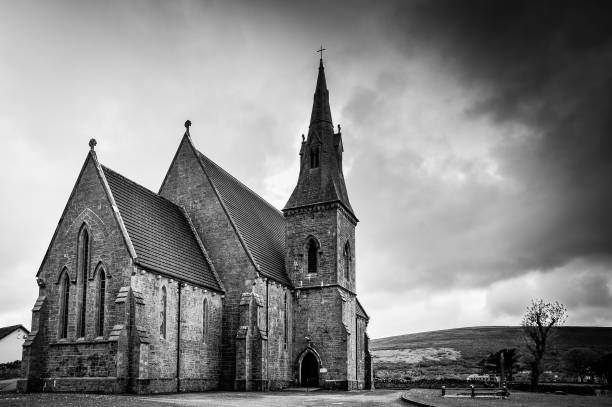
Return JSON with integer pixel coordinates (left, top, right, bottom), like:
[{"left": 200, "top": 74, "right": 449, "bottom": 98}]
[
  {"left": 309, "top": 54, "right": 333, "bottom": 128},
  {"left": 284, "top": 55, "right": 355, "bottom": 219}
]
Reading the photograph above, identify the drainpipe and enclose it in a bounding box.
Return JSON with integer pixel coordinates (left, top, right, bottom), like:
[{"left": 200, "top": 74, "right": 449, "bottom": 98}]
[
  {"left": 176, "top": 281, "right": 182, "bottom": 392},
  {"left": 266, "top": 279, "right": 269, "bottom": 391},
  {"left": 355, "top": 317, "right": 358, "bottom": 389}
]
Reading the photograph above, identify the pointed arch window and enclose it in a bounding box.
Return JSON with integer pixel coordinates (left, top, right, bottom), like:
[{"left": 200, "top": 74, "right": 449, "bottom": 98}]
[
  {"left": 307, "top": 238, "right": 318, "bottom": 274},
  {"left": 343, "top": 242, "right": 351, "bottom": 280},
  {"left": 97, "top": 268, "right": 106, "bottom": 337},
  {"left": 160, "top": 286, "right": 167, "bottom": 339},
  {"left": 202, "top": 297, "right": 209, "bottom": 341},
  {"left": 58, "top": 269, "right": 70, "bottom": 339},
  {"left": 77, "top": 225, "right": 90, "bottom": 338},
  {"left": 310, "top": 146, "right": 320, "bottom": 168}
]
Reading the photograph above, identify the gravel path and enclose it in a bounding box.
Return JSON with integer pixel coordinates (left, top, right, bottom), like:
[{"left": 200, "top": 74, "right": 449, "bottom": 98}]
[{"left": 0, "top": 390, "right": 406, "bottom": 407}]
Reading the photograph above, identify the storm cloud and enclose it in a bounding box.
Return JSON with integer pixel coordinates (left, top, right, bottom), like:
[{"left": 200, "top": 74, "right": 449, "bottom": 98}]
[
  {"left": 1, "top": 1, "right": 611, "bottom": 337},
  {"left": 384, "top": 0, "right": 612, "bottom": 271}
]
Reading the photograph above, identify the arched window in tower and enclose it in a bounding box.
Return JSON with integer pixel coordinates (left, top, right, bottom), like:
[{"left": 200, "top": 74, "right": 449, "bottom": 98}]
[
  {"left": 202, "top": 298, "right": 209, "bottom": 341},
  {"left": 160, "top": 286, "right": 167, "bottom": 339},
  {"left": 77, "top": 225, "right": 90, "bottom": 338},
  {"left": 343, "top": 242, "right": 351, "bottom": 280},
  {"left": 97, "top": 268, "right": 106, "bottom": 337},
  {"left": 307, "top": 238, "right": 318, "bottom": 274},
  {"left": 58, "top": 268, "right": 70, "bottom": 339},
  {"left": 310, "top": 146, "right": 320, "bottom": 168}
]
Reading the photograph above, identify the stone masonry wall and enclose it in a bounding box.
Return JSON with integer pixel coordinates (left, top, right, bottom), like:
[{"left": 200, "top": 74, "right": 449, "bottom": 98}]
[
  {"left": 46, "top": 341, "right": 118, "bottom": 378},
  {"left": 285, "top": 204, "right": 364, "bottom": 390},
  {"left": 178, "top": 283, "right": 223, "bottom": 389},
  {"left": 159, "top": 137, "right": 258, "bottom": 389},
  {"left": 342, "top": 295, "right": 356, "bottom": 385},
  {"left": 23, "top": 155, "right": 134, "bottom": 391},
  {"left": 292, "top": 287, "right": 348, "bottom": 388},
  {"left": 130, "top": 271, "right": 223, "bottom": 393},
  {"left": 251, "top": 278, "right": 293, "bottom": 389},
  {"left": 356, "top": 316, "right": 367, "bottom": 389},
  {"left": 285, "top": 206, "right": 339, "bottom": 288},
  {"left": 336, "top": 209, "right": 356, "bottom": 293}
]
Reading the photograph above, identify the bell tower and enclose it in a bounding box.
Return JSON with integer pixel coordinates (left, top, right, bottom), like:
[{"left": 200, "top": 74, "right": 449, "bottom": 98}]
[
  {"left": 284, "top": 56, "right": 357, "bottom": 291},
  {"left": 284, "top": 56, "right": 363, "bottom": 390}
]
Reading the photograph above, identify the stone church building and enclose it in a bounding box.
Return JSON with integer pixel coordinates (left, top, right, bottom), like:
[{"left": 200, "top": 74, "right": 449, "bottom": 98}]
[{"left": 19, "top": 59, "right": 372, "bottom": 393}]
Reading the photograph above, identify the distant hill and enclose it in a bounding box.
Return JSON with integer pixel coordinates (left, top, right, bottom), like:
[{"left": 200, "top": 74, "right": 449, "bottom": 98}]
[{"left": 370, "top": 326, "right": 612, "bottom": 381}]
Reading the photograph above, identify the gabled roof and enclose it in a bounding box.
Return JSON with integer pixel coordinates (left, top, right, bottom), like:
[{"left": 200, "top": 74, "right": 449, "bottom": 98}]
[
  {"left": 356, "top": 297, "right": 369, "bottom": 320},
  {"left": 102, "top": 165, "right": 223, "bottom": 291},
  {"left": 0, "top": 325, "right": 29, "bottom": 341},
  {"left": 195, "top": 150, "right": 291, "bottom": 286}
]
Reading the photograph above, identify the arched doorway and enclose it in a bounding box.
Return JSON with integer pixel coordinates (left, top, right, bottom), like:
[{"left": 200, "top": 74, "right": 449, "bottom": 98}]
[{"left": 300, "top": 351, "right": 319, "bottom": 387}]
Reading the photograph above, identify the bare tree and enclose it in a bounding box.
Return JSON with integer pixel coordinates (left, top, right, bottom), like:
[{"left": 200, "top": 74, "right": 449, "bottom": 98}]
[{"left": 521, "top": 299, "right": 568, "bottom": 388}]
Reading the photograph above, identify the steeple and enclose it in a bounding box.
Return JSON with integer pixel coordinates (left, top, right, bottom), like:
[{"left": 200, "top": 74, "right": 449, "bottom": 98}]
[
  {"left": 310, "top": 58, "right": 333, "bottom": 128},
  {"left": 284, "top": 57, "right": 355, "bottom": 219}
]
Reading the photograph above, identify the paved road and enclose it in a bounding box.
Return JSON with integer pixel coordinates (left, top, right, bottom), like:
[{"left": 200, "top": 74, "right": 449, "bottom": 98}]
[
  {"left": 0, "top": 390, "right": 406, "bottom": 407},
  {"left": 0, "top": 380, "right": 17, "bottom": 393}
]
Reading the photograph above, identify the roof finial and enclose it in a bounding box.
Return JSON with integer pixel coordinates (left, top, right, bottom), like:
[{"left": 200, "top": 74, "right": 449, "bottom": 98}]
[
  {"left": 184, "top": 120, "right": 191, "bottom": 137},
  {"left": 89, "top": 138, "right": 97, "bottom": 151},
  {"left": 317, "top": 45, "right": 326, "bottom": 66}
]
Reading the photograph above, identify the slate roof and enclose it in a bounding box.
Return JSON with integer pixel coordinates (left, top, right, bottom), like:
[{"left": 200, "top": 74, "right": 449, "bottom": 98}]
[
  {"left": 195, "top": 151, "right": 291, "bottom": 286},
  {"left": 0, "top": 325, "right": 29, "bottom": 341},
  {"left": 356, "top": 298, "right": 369, "bottom": 320},
  {"left": 102, "top": 165, "right": 222, "bottom": 291}
]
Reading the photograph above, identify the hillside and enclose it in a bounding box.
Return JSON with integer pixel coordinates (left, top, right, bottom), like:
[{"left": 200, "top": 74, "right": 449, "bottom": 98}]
[{"left": 370, "top": 326, "right": 612, "bottom": 381}]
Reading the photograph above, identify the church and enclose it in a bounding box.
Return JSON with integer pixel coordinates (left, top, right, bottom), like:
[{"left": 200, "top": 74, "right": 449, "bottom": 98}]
[{"left": 19, "top": 58, "right": 372, "bottom": 394}]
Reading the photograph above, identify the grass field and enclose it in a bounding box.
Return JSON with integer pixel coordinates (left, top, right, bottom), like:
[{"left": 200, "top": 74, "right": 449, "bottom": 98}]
[
  {"left": 371, "top": 326, "right": 612, "bottom": 381},
  {"left": 404, "top": 388, "right": 612, "bottom": 407}
]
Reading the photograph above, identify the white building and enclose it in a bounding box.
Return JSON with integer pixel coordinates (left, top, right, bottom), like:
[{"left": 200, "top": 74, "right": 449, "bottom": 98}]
[{"left": 0, "top": 325, "right": 29, "bottom": 363}]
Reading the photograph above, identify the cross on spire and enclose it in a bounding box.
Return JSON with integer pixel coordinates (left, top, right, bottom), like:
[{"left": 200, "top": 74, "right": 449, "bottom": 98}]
[
  {"left": 284, "top": 50, "right": 356, "bottom": 219},
  {"left": 317, "top": 45, "right": 326, "bottom": 61}
]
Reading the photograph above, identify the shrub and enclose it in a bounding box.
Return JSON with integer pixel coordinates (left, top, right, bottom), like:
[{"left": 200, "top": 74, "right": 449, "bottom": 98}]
[
  {"left": 510, "top": 382, "right": 599, "bottom": 396},
  {"left": 0, "top": 360, "right": 22, "bottom": 379}
]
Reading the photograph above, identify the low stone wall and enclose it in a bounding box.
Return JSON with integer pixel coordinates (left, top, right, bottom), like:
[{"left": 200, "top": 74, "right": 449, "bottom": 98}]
[
  {"left": 376, "top": 382, "right": 411, "bottom": 389},
  {"left": 510, "top": 382, "right": 604, "bottom": 396},
  {"left": 376, "top": 378, "right": 471, "bottom": 389}
]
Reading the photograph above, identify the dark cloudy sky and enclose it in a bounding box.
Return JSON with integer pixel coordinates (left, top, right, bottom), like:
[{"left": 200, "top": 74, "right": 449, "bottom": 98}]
[{"left": 1, "top": 0, "right": 611, "bottom": 338}]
